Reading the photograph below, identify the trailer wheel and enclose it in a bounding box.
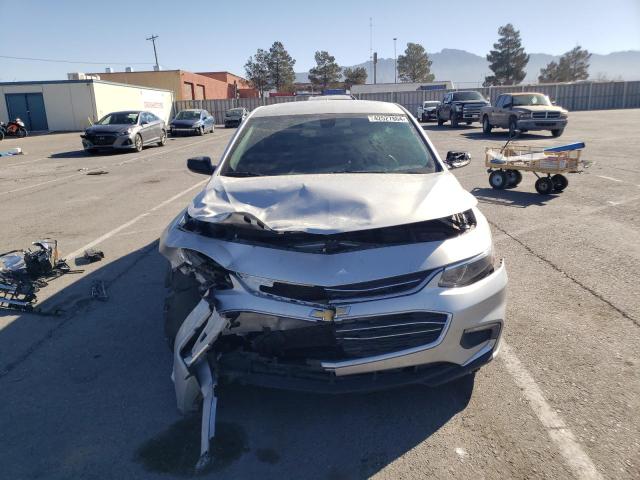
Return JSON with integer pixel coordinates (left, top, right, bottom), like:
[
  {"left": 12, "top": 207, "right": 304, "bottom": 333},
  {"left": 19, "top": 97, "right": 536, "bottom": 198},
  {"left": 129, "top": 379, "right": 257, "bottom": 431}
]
[
  {"left": 505, "top": 169, "right": 522, "bottom": 188},
  {"left": 551, "top": 174, "right": 568, "bottom": 192},
  {"left": 535, "top": 177, "right": 555, "bottom": 195},
  {"left": 489, "top": 170, "right": 508, "bottom": 189}
]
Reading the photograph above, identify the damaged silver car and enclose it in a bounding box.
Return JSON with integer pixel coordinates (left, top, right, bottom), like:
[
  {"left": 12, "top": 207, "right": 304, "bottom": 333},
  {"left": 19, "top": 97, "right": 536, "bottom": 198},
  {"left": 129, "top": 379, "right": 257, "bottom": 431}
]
[{"left": 159, "top": 100, "right": 507, "bottom": 469}]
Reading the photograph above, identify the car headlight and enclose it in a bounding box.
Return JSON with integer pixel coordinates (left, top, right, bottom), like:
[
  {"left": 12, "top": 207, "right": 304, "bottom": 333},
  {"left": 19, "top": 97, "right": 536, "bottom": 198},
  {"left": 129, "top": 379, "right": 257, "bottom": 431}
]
[
  {"left": 179, "top": 248, "right": 233, "bottom": 290},
  {"left": 119, "top": 127, "right": 133, "bottom": 136},
  {"left": 439, "top": 250, "right": 495, "bottom": 288},
  {"left": 518, "top": 112, "right": 532, "bottom": 119},
  {"left": 560, "top": 111, "right": 568, "bottom": 118},
  {"left": 454, "top": 105, "right": 462, "bottom": 111}
]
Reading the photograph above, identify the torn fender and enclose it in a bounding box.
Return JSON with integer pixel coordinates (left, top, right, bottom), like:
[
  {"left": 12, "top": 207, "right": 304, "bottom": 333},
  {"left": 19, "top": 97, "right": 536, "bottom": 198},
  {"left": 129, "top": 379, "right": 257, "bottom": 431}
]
[{"left": 172, "top": 297, "right": 228, "bottom": 414}]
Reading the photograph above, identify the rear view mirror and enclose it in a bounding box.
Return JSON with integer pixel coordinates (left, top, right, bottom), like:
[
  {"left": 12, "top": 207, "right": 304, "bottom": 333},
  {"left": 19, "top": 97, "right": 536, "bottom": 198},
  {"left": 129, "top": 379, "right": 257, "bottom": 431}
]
[
  {"left": 187, "top": 156, "right": 215, "bottom": 175},
  {"left": 445, "top": 151, "right": 471, "bottom": 169}
]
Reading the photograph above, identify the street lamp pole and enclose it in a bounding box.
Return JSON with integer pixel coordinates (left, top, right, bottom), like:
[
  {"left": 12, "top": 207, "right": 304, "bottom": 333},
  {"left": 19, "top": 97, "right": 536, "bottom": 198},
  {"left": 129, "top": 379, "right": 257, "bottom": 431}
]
[{"left": 393, "top": 37, "right": 397, "bottom": 83}]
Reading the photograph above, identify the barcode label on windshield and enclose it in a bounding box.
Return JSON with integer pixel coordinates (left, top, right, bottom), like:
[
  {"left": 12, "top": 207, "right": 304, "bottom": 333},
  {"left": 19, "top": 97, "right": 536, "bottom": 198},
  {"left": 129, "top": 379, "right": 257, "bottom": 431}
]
[{"left": 368, "top": 115, "right": 408, "bottom": 123}]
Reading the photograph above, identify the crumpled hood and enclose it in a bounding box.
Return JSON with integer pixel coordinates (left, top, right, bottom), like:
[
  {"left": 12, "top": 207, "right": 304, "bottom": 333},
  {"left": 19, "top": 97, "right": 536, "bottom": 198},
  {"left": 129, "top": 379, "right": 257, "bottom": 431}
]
[{"left": 188, "top": 172, "right": 477, "bottom": 234}]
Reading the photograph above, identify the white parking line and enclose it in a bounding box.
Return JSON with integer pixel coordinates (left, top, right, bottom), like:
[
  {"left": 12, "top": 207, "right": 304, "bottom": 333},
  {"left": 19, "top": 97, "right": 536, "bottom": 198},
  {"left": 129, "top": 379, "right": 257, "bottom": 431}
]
[
  {"left": 63, "top": 179, "right": 208, "bottom": 261},
  {"left": 0, "top": 138, "right": 212, "bottom": 198},
  {"left": 596, "top": 175, "right": 622, "bottom": 183},
  {"left": 500, "top": 342, "right": 603, "bottom": 480}
]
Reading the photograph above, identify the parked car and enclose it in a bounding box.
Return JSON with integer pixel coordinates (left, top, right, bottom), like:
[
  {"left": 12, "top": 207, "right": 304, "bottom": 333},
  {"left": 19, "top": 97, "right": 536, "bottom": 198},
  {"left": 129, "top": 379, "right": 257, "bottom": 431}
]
[
  {"left": 480, "top": 92, "right": 568, "bottom": 137},
  {"left": 169, "top": 109, "right": 215, "bottom": 136},
  {"left": 224, "top": 107, "right": 248, "bottom": 128},
  {"left": 436, "top": 91, "right": 490, "bottom": 127},
  {"left": 416, "top": 100, "right": 441, "bottom": 122},
  {"left": 81, "top": 111, "right": 166, "bottom": 154},
  {"left": 159, "top": 100, "right": 507, "bottom": 469}
]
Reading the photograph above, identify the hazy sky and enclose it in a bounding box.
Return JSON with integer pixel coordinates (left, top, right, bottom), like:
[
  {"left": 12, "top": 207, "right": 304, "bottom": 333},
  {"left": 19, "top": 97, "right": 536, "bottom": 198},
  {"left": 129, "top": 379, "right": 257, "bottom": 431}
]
[{"left": 2, "top": 0, "right": 639, "bottom": 81}]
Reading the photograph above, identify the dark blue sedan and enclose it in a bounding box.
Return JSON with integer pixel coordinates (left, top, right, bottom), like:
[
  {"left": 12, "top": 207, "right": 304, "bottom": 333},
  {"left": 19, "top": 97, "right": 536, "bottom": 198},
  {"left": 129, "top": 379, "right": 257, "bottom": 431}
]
[{"left": 169, "top": 109, "right": 215, "bottom": 136}]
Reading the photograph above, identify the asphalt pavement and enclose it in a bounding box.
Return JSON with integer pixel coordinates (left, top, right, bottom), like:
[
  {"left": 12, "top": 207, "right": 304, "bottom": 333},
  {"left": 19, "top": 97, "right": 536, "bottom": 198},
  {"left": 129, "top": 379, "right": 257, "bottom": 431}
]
[{"left": 0, "top": 111, "right": 638, "bottom": 479}]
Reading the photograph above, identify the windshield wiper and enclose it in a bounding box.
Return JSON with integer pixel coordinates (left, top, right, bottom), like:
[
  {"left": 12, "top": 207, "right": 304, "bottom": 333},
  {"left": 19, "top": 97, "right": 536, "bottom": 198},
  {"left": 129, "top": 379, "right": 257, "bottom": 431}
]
[
  {"left": 224, "top": 171, "right": 263, "bottom": 177},
  {"left": 328, "top": 169, "right": 389, "bottom": 174}
]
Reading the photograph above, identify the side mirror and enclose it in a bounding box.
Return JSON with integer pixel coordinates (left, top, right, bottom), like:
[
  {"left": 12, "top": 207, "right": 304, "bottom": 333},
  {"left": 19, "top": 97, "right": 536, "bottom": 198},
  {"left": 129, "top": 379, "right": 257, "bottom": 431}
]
[
  {"left": 551, "top": 100, "right": 557, "bottom": 105},
  {"left": 187, "top": 156, "right": 215, "bottom": 175},
  {"left": 504, "top": 102, "right": 512, "bottom": 109},
  {"left": 141, "top": 120, "right": 149, "bottom": 125},
  {"left": 445, "top": 151, "right": 471, "bottom": 169}
]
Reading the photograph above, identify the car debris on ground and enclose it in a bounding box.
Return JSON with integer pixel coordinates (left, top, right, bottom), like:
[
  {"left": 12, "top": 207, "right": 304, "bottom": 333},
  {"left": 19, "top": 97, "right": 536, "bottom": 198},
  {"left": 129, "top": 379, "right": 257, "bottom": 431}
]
[
  {"left": 0, "top": 239, "right": 82, "bottom": 313},
  {"left": 0, "top": 147, "right": 23, "bottom": 157}
]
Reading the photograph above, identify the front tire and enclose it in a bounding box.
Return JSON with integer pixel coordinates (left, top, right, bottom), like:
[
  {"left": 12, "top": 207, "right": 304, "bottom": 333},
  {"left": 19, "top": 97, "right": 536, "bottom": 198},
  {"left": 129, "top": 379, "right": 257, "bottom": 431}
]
[
  {"left": 158, "top": 130, "right": 167, "bottom": 146},
  {"left": 505, "top": 169, "right": 522, "bottom": 188},
  {"left": 164, "top": 267, "right": 202, "bottom": 351},
  {"left": 551, "top": 128, "right": 564, "bottom": 137},
  {"left": 508, "top": 117, "right": 518, "bottom": 138},
  {"left": 535, "top": 177, "right": 555, "bottom": 195},
  {"left": 450, "top": 112, "right": 459, "bottom": 128},
  {"left": 134, "top": 133, "right": 143, "bottom": 152},
  {"left": 482, "top": 116, "right": 492, "bottom": 134},
  {"left": 551, "top": 174, "right": 568, "bottom": 192}
]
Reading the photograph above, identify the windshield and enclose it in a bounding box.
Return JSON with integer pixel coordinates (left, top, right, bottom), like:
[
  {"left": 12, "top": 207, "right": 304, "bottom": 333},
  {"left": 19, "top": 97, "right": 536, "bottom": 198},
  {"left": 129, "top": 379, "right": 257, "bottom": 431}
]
[
  {"left": 220, "top": 113, "right": 439, "bottom": 177},
  {"left": 424, "top": 101, "right": 440, "bottom": 107},
  {"left": 175, "top": 110, "right": 201, "bottom": 120},
  {"left": 452, "top": 92, "right": 485, "bottom": 101},
  {"left": 226, "top": 109, "right": 244, "bottom": 116},
  {"left": 512, "top": 94, "right": 552, "bottom": 106},
  {"left": 97, "top": 112, "right": 139, "bottom": 125}
]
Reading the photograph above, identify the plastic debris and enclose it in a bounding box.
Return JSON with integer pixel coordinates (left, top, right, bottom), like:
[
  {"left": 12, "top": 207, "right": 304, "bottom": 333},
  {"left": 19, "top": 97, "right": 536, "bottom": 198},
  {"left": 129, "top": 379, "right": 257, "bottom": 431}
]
[{"left": 83, "top": 248, "right": 105, "bottom": 263}]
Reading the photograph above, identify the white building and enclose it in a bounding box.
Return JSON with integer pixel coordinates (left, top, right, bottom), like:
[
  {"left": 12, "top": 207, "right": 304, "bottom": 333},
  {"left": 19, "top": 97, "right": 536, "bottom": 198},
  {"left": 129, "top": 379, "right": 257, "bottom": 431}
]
[{"left": 0, "top": 79, "right": 174, "bottom": 132}]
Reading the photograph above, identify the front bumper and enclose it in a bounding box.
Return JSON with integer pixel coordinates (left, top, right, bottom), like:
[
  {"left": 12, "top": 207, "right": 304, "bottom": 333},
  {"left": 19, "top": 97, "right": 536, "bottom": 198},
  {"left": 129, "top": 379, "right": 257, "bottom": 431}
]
[
  {"left": 81, "top": 134, "right": 136, "bottom": 150},
  {"left": 170, "top": 126, "right": 199, "bottom": 135},
  {"left": 517, "top": 118, "right": 567, "bottom": 130},
  {"left": 224, "top": 119, "right": 241, "bottom": 127}
]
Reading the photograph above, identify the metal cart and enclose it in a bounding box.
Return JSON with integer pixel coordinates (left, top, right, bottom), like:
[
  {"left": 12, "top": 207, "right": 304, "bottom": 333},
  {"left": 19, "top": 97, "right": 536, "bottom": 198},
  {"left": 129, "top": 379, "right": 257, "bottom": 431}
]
[{"left": 485, "top": 142, "right": 586, "bottom": 194}]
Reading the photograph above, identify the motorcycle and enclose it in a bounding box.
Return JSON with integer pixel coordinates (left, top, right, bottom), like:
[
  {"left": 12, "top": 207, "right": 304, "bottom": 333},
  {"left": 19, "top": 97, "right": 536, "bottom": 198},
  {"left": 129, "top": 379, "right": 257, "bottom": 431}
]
[{"left": 0, "top": 118, "right": 28, "bottom": 138}]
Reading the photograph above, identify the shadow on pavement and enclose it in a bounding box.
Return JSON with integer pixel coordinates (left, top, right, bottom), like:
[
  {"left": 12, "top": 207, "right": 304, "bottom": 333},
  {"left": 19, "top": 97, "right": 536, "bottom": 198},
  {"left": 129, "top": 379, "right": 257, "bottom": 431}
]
[
  {"left": 49, "top": 150, "right": 116, "bottom": 158},
  {"left": 0, "top": 241, "right": 475, "bottom": 479},
  {"left": 421, "top": 124, "right": 478, "bottom": 132},
  {"left": 471, "top": 186, "right": 557, "bottom": 208}
]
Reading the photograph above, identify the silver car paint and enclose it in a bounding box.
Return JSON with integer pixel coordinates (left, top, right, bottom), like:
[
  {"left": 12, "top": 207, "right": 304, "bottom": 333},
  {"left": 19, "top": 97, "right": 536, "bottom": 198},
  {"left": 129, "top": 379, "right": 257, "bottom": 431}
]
[{"left": 159, "top": 100, "right": 508, "bottom": 468}]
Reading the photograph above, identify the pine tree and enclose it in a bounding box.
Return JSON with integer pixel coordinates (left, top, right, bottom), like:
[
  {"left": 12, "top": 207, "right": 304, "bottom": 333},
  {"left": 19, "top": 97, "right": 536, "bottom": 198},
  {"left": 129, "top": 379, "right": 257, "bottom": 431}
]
[
  {"left": 308, "top": 51, "right": 342, "bottom": 89},
  {"left": 484, "top": 24, "right": 529, "bottom": 86},
  {"left": 267, "top": 41, "right": 296, "bottom": 92},
  {"left": 538, "top": 46, "right": 591, "bottom": 83},
  {"left": 244, "top": 49, "right": 270, "bottom": 98},
  {"left": 342, "top": 67, "right": 367, "bottom": 89},
  {"left": 397, "top": 43, "right": 435, "bottom": 83}
]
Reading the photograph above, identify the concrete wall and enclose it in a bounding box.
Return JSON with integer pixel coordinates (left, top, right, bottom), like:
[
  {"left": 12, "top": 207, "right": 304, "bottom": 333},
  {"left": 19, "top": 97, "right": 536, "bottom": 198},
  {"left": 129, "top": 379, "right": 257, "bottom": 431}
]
[
  {"left": 0, "top": 82, "right": 96, "bottom": 131},
  {"left": 92, "top": 82, "right": 173, "bottom": 123}
]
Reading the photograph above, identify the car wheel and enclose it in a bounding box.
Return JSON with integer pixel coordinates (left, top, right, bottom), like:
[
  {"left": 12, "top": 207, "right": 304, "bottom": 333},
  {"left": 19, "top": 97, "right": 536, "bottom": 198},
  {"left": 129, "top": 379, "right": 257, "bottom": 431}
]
[
  {"left": 482, "top": 116, "right": 493, "bottom": 134},
  {"left": 535, "top": 177, "right": 555, "bottom": 195},
  {"left": 134, "top": 133, "right": 143, "bottom": 152},
  {"left": 505, "top": 169, "right": 522, "bottom": 188},
  {"left": 551, "top": 174, "right": 568, "bottom": 192},
  {"left": 508, "top": 117, "right": 518, "bottom": 138},
  {"left": 198, "top": 126, "right": 205, "bottom": 136},
  {"left": 158, "top": 130, "right": 167, "bottom": 146},
  {"left": 489, "top": 170, "right": 508, "bottom": 189},
  {"left": 164, "top": 266, "right": 202, "bottom": 351},
  {"left": 437, "top": 116, "right": 444, "bottom": 126},
  {"left": 551, "top": 128, "right": 564, "bottom": 137},
  {"left": 449, "top": 112, "right": 459, "bottom": 128}
]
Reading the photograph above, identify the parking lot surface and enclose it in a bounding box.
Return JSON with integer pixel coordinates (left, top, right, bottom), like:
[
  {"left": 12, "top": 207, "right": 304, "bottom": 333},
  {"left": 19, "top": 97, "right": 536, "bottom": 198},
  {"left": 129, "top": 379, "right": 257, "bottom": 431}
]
[{"left": 0, "top": 111, "right": 638, "bottom": 479}]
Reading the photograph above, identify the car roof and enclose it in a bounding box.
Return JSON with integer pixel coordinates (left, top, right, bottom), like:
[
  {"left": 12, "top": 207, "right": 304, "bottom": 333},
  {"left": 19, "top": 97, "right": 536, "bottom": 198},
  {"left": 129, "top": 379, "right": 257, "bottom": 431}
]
[
  {"left": 179, "top": 108, "right": 203, "bottom": 112},
  {"left": 509, "top": 92, "right": 547, "bottom": 96},
  {"left": 308, "top": 94, "right": 355, "bottom": 101},
  {"left": 251, "top": 99, "right": 405, "bottom": 117},
  {"left": 109, "top": 110, "right": 142, "bottom": 114}
]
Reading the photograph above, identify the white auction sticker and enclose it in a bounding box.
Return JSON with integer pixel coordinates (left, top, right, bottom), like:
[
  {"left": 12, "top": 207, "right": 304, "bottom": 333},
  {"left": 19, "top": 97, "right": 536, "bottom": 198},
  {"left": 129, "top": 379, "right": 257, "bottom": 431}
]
[{"left": 368, "top": 115, "right": 408, "bottom": 123}]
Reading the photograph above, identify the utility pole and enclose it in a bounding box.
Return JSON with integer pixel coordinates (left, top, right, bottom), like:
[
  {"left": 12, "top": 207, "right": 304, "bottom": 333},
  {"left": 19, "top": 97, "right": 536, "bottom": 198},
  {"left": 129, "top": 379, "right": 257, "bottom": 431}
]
[
  {"left": 393, "top": 37, "right": 397, "bottom": 83},
  {"left": 373, "top": 52, "right": 378, "bottom": 84},
  {"left": 146, "top": 34, "right": 160, "bottom": 70}
]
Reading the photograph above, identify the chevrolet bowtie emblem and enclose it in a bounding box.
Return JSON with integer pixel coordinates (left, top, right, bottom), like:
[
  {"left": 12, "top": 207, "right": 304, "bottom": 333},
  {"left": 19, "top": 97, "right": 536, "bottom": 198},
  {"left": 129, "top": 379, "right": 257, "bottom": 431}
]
[{"left": 310, "top": 306, "right": 350, "bottom": 322}]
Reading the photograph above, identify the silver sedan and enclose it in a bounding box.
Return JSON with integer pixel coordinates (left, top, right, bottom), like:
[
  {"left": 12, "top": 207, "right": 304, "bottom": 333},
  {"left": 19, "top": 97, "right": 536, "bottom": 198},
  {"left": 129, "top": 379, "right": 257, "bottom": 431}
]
[{"left": 81, "top": 110, "right": 167, "bottom": 153}]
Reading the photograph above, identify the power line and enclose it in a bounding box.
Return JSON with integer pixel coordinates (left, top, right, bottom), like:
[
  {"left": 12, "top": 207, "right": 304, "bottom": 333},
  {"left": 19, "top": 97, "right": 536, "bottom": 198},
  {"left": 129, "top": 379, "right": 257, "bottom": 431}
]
[{"left": 0, "top": 54, "right": 156, "bottom": 65}]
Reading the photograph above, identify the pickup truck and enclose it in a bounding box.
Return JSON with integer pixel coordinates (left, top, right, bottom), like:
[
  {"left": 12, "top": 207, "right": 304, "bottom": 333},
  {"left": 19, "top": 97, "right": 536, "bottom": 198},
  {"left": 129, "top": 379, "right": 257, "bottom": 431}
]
[
  {"left": 480, "top": 92, "right": 568, "bottom": 137},
  {"left": 436, "top": 91, "right": 490, "bottom": 127},
  {"left": 416, "top": 100, "right": 441, "bottom": 122}
]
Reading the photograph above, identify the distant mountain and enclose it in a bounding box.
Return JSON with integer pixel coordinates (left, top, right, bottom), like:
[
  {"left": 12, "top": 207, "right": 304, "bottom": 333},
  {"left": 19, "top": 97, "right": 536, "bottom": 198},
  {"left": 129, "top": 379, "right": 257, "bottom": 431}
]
[{"left": 295, "top": 49, "right": 640, "bottom": 86}]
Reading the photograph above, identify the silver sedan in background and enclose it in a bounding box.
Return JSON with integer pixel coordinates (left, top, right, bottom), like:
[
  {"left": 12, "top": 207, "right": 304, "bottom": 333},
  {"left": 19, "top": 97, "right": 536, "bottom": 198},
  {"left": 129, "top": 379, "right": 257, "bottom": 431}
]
[{"left": 81, "top": 110, "right": 167, "bottom": 154}]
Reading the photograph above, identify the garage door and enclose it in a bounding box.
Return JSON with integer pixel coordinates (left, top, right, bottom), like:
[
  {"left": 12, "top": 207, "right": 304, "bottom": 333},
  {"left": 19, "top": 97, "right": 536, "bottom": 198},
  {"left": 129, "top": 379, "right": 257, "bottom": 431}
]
[{"left": 5, "top": 93, "right": 49, "bottom": 131}]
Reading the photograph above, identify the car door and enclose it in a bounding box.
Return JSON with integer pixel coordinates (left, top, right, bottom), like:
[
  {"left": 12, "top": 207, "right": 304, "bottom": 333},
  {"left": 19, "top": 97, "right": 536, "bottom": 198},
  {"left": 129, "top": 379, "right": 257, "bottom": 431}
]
[
  {"left": 498, "top": 95, "right": 512, "bottom": 127},
  {"left": 138, "top": 112, "right": 152, "bottom": 142},
  {"left": 202, "top": 111, "right": 212, "bottom": 130}
]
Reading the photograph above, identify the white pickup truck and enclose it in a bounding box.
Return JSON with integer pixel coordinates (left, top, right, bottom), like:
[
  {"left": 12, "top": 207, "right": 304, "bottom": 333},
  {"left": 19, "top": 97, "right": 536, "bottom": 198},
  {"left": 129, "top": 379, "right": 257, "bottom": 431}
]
[{"left": 416, "top": 100, "right": 441, "bottom": 122}]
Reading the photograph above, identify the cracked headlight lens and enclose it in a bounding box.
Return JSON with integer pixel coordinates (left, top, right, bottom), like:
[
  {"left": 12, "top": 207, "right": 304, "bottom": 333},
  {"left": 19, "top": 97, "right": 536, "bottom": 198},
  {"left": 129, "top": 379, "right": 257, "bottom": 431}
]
[
  {"left": 439, "top": 250, "right": 495, "bottom": 288},
  {"left": 180, "top": 249, "right": 233, "bottom": 289}
]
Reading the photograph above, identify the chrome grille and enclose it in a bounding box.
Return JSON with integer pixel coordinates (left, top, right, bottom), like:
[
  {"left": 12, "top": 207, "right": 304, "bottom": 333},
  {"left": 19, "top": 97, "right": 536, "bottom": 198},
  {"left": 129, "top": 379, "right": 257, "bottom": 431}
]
[
  {"left": 462, "top": 103, "right": 483, "bottom": 118},
  {"left": 87, "top": 134, "right": 116, "bottom": 146},
  {"left": 245, "top": 312, "right": 449, "bottom": 360},
  {"left": 259, "top": 270, "right": 435, "bottom": 304},
  {"left": 532, "top": 111, "right": 561, "bottom": 119}
]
